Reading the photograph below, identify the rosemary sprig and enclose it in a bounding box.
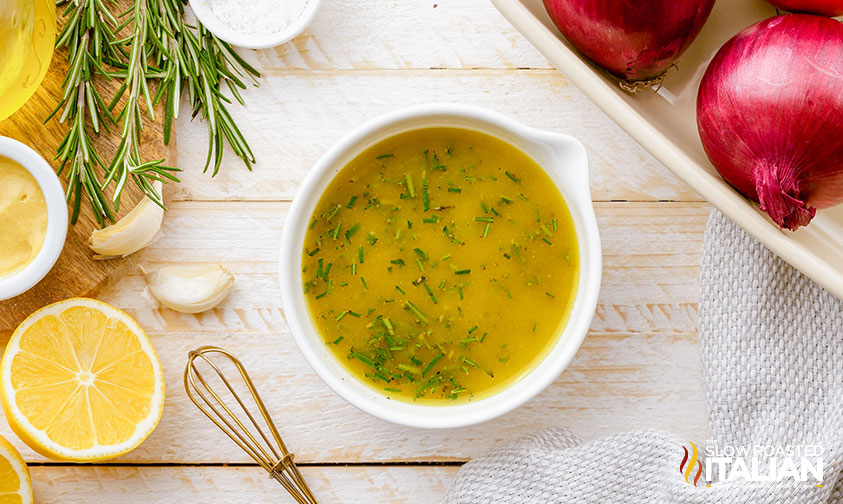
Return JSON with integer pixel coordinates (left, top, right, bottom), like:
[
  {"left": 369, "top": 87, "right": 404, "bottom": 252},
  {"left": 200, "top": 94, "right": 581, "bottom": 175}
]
[
  {"left": 147, "top": 0, "right": 259, "bottom": 175},
  {"left": 106, "top": 0, "right": 176, "bottom": 210},
  {"left": 50, "top": 0, "right": 122, "bottom": 224},
  {"left": 50, "top": 0, "right": 258, "bottom": 224}
]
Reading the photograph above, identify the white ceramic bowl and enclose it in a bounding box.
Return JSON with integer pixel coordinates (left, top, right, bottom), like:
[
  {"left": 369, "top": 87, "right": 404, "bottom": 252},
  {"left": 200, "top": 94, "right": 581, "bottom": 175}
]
[
  {"left": 0, "top": 137, "right": 68, "bottom": 301},
  {"left": 279, "top": 104, "right": 601, "bottom": 428},
  {"left": 189, "top": 0, "right": 322, "bottom": 49}
]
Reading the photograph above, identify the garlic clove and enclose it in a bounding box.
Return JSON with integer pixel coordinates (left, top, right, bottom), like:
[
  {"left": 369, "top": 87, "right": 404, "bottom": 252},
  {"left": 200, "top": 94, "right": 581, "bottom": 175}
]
[
  {"left": 90, "top": 181, "right": 164, "bottom": 259},
  {"left": 141, "top": 264, "right": 234, "bottom": 314}
]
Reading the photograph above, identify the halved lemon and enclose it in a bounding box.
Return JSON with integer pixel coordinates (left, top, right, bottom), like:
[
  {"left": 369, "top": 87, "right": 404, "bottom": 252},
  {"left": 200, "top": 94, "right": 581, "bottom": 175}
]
[
  {"left": 0, "top": 298, "right": 165, "bottom": 462},
  {"left": 0, "top": 435, "right": 32, "bottom": 503}
]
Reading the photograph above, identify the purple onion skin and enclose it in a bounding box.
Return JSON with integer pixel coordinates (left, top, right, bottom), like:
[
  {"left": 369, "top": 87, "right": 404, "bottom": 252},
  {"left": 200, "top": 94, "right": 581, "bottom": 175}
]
[
  {"left": 697, "top": 15, "right": 843, "bottom": 230},
  {"left": 542, "top": 0, "right": 716, "bottom": 82},
  {"left": 767, "top": 0, "right": 843, "bottom": 17}
]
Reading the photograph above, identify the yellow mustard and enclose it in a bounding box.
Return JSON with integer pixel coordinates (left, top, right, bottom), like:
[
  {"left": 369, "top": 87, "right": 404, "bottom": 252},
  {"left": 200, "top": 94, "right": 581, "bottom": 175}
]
[{"left": 0, "top": 155, "right": 47, "bottom": 277}]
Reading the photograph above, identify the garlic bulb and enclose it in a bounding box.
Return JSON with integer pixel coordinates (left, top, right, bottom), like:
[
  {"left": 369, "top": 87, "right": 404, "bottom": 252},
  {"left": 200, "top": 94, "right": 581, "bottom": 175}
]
[
  {"left": 90, "top": 181, "right": 164, "bottom": 259},
  {"left": 141, "top": 264, "right": 234, "bottom": 314}
]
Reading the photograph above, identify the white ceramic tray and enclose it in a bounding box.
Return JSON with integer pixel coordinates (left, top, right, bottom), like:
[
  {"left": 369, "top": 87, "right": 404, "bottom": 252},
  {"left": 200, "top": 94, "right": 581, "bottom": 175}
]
[{"left": 491, "top": 0, "right": 843, "bottom": 299}]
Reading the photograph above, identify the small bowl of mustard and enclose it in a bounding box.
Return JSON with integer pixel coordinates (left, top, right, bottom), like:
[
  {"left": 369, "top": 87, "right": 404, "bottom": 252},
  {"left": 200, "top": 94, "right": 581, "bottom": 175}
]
[{"left": 0, "top": 137, "right": 67, "bottom": 301}]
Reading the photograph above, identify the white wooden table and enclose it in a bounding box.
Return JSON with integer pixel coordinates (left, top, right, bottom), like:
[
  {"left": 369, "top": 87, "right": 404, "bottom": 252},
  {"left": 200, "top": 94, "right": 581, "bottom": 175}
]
[{"left": 8, "top": 0, "right": 712, "bottom": 500}]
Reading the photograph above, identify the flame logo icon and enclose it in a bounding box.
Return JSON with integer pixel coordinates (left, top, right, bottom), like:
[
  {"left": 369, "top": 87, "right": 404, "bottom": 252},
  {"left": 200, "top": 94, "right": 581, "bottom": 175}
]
[{"left": 679, "top": 441, "right": 704, "bottom": 486}]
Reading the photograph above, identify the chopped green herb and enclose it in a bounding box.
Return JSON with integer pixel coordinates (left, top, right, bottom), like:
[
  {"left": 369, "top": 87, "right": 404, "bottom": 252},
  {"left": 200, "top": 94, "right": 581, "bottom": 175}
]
[
  {"left": 383, "top": 317, "right": 395, "bottom": 335},
  {"left": 351, "top": 348, "right": 378, "bottom": 370},
  {"left": 422, "top": 353, "right": 444, "bottom": 376},
  {"left": 303, "top": 129, "right": 580, "bottom": 402},
  {"left": 492, "top": 278, "right": 512, "bottom": 299},
  {"left": 345, "top": 223, "right": 360, "bottom": 240},
  {"left": 405, "top": 173, "right": 416, "bottom": 198},
  {"left": 422, "top": 178, "right": 430, "bottom": 211},
  {"left": 398, "top": 363, "right": 420, "bottom": 375},
  {"left": 424, "top": 284, "right": 438, "bottom": 304},
  {"left": 405, "top": 301, "right": 428, "bottom": 322}
]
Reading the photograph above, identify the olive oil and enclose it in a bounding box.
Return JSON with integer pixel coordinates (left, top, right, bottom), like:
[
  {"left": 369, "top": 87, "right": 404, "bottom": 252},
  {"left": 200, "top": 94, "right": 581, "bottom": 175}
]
[{"left": 0, "top": 0, "right": 55, "bottom": 122}]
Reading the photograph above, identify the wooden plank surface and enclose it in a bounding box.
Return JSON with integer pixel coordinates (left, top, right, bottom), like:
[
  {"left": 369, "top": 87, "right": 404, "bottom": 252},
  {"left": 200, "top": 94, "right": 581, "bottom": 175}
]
[
  {"left": 0, "top": 201, "right": 709, "bottom": 464},
  {"left": 30, "top": 465, "right": 459, "bottom": 503},
  {"left": 0, "top": 36, "right": 172, "bottom": 333},
  {"left": 172, "top": 70, "right": 699, "bottom": 203},
  {"left": 2, "top": 0, "right": 715, "bottom": 499}
]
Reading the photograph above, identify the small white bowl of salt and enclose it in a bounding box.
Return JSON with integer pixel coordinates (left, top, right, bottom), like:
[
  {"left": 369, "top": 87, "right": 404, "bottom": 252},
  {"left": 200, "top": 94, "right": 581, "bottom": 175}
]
[{"left": 190, "top": 0, "right": 321, "bottom": 49}]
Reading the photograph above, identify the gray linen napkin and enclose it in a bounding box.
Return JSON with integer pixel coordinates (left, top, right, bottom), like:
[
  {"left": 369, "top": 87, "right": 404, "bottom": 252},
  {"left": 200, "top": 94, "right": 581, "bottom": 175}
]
[{"left": 444, "top": 210, "right": 843, "bottom": 503}]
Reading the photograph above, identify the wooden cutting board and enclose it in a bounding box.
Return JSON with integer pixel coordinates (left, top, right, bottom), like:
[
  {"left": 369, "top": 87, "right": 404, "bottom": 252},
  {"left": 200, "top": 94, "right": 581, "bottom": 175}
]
[{"left": 0, "top": 31, "right": 176, "bottom": 335}]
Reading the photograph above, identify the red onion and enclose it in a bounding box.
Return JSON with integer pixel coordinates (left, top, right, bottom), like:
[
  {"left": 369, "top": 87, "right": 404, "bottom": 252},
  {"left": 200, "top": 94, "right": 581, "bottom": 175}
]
[
  {"left": 766, "top": 0, "right": 843, "bottom": 16},
  {"left": 542, "top": 0, "right": 716, "bottom": 83},
  {"left": 697, "top": 15, "right": 843, "bottom": 230}
]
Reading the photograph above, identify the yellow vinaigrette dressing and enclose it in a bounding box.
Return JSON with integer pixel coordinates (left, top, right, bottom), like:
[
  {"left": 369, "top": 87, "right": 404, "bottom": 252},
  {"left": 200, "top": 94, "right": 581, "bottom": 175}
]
[
  {"left": 302, "top": 128, "right": 579, "bottom": 403},
  {"left": 0, "top": 156, "right": 47, "bottom": 277}
]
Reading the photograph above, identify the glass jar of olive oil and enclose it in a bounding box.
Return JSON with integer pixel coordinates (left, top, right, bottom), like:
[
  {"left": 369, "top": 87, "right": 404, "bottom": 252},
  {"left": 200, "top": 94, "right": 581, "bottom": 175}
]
[{"left": 0, "top": 0, "right": 55, "bottom": 122}]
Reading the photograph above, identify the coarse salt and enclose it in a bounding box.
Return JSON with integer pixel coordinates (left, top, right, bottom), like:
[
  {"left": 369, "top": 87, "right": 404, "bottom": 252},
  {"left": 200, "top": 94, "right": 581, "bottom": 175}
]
[{"left": 208, "top": 0, "right": 310, "bottom": 37}]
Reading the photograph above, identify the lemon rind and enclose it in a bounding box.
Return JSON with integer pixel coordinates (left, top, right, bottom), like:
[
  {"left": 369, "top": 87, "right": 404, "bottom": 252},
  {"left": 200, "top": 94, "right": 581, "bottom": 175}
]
[
  {"left": 0, "top": 434, "right": 32, "bottom": 504},
  {"left": 0, "top": 298, "right": 165, "bottom": 462}
]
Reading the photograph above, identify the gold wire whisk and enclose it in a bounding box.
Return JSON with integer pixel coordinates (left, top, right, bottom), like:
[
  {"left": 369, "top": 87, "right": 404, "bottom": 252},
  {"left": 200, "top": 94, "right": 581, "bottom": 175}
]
[{"left": 185, "top": 346, "right": 319, "bottom": 504}]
